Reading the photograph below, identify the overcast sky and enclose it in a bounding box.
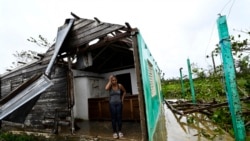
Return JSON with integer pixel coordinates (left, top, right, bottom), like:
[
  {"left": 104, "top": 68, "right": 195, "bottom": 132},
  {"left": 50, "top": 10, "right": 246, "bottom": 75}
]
[{"left": 0, "top": 0, "right": 249, "bottom": 78}]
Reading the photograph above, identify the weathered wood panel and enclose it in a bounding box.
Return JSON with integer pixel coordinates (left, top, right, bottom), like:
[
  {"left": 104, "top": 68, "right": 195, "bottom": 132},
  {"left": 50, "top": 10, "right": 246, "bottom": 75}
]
[
  {"left": 65, "top": 18, "right": 124, "bottom": 48},
  {"left": 71, "top": 19, "right": 96, "bottom": 32},
  {"left": 1, "top": 64, "right": 46, "bottom": 96},
  {"left": 1, "top": 63, "right": 46, "bottom": 80},
  {"left": 72, "top": 23, "right": 110, "bottom": 40},
  {"left": 88, "top": 95, "right": 140, "bottom": 121},
  {"left": 73, "top": 18, "right": 85, "bottom": 26},
  {"left": 69, "top": 24, "right": 124, "bottom": 47},
  {"left": 10, "top": 75, "right": 23, "bottom": 91},
  {"left": 1, "top": 82, "right": 11, "bottom": 97},
  {"left": 23, "top": 67, "right": 68, "bottom": 128}
]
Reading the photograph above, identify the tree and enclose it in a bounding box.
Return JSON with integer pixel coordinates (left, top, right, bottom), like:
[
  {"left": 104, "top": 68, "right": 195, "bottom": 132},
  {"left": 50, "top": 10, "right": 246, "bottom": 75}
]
[
  {"left": 27, "top": 35, "right": 52, "bottom": 47},
  {"left": 10, "top": 50, "right": 40, "bottom": 69},
  {"left": 9, "top": 35, "right": 52, "bottom": 70},
  {"left": 207, "top": 31, "right": 250, "bottom": 76}
]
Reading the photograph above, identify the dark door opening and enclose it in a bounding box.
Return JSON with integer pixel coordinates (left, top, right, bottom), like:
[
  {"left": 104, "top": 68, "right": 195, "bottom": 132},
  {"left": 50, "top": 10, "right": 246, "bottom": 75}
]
[{"left": 116, "top": 73, "right": 132, "bottom": 95}]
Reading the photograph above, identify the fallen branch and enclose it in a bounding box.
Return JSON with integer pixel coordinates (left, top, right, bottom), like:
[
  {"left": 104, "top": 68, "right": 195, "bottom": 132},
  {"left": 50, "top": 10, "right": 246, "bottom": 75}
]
[
  {"left": 183, "top": 96, "right": 250, "bottom": 114},
  {"left": 165, "top": 100, "right": 183, "bottom": 115}
]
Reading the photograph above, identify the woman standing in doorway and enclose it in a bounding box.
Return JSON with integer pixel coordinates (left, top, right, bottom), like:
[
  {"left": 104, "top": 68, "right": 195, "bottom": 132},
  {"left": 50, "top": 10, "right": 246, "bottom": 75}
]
[{"left": 105, "top": 75, "right": 126, "bottom": 139}]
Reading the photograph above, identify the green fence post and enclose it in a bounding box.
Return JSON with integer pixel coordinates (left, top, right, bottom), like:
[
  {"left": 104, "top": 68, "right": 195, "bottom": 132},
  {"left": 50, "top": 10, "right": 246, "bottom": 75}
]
[
  {"left": 179, "top": 67, "right": 185, "bottom": 98},
  {"left": 216, "top": 15, "right": 246, "bottom": 141},
  {"left": 187, "top": 58, "right": 196, "bottom": 103}
]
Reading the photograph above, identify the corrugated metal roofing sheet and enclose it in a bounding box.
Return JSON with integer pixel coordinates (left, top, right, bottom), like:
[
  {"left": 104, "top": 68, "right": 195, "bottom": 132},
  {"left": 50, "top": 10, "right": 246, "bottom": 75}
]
[
  {"left": 45, "top": 19, "right": 74, "bottom": 76},
  {"left": 0, "top": 74, "right": 53, "bottom": 120}
]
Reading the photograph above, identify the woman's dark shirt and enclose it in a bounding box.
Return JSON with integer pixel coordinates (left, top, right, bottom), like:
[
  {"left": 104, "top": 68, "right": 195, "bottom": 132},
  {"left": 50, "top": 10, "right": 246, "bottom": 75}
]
[{"left": 109, "top": 86, "right": 122, "bottom": 103}]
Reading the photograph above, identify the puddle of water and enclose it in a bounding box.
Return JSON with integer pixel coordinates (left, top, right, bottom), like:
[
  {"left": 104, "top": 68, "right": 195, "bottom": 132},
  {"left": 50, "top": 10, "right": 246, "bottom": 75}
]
[{"left": 164, "top": 100, "right": 234, "bottom": 141}]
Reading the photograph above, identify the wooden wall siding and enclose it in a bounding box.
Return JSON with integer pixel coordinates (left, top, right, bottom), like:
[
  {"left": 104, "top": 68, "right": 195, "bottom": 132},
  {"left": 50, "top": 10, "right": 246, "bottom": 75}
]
[
  {"left": 1, "top": 80, "right": 11, "bottom": 97},
  {"left": 0, "top": 42, "right": 70, "bottom": 129},
  {"left": 1, "top": 65, "right": 45, "bottom": 97},
  {"left": 67, "top": 19, "right": 124, "bottom": 48},
  {"left": 25, "top": 67, "right": 68, "bottom": 128},
  {"left": 10, "top": 75, "right": 23, "bottom": 91}
]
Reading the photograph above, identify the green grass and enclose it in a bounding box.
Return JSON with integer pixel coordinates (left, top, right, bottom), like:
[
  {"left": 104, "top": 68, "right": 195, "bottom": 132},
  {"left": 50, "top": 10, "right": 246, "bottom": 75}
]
[{"left": 0, "top": 131, "right": 51, "bottom": 141}]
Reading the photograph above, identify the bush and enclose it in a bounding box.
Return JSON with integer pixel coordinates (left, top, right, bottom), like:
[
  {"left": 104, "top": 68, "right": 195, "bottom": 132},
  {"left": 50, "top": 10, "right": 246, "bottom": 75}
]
[{"left": 0, "top": 131, "right": 51, "bottom": 141}]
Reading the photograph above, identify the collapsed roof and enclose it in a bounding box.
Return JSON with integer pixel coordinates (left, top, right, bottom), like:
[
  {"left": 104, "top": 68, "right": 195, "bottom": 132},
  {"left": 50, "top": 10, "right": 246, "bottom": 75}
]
[{"left": 55, "top": 13, "right": 138, "bottom": 74}]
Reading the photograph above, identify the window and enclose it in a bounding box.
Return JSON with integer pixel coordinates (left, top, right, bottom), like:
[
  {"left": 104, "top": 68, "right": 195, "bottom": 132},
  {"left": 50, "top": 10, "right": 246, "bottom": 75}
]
[{"left": 148, "top": 61, "right": 156, "bottom": 97}]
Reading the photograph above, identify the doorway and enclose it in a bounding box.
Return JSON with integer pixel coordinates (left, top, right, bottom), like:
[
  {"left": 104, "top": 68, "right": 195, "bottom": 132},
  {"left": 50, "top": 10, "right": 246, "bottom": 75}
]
[{"left": 116, "top": 73, "right": 132, "bottom": 95}]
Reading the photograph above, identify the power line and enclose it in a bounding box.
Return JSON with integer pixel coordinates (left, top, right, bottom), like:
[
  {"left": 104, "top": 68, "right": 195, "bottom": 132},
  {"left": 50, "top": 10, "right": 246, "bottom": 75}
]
[
  {"left": 204, "top": 21, "right": 216, "bottom": 66},
  {"left": 219, "top": 0, "right": 232, "bottom": 14},
  {"left": 227, "top": 0, "right": 236, "bottom": 19}
]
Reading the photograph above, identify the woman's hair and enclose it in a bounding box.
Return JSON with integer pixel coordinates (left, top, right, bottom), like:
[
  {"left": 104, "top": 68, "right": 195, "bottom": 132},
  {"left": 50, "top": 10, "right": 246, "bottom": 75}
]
[{"left": 111, "top": 75, "right": 118, "bottom": 83}]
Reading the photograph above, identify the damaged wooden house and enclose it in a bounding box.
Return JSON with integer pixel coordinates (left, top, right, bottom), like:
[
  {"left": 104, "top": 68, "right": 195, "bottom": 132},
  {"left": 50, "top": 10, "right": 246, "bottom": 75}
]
[{"left": 0, "top": 13, "right": 166, "bottom": 141}]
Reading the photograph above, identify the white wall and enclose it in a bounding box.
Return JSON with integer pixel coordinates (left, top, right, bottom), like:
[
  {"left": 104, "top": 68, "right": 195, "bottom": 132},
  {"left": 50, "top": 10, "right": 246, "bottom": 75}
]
[
  {"left": 73, "top": 77, "right": 90, "bottom": 119},
  {"left": 72, "top": 70, "right": 107, "bottom": 120}
]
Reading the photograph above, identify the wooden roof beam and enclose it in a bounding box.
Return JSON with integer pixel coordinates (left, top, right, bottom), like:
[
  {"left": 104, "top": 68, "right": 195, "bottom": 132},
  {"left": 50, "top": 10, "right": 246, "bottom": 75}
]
[
  {"left": 77, "top": 28, "right": 138, "bottom": 54},
  {"left": 71, "top": 12, "right": 80, "bottom": 19},
  {"left": 58, "top": 28, "right": 138, "bottom": 59}
]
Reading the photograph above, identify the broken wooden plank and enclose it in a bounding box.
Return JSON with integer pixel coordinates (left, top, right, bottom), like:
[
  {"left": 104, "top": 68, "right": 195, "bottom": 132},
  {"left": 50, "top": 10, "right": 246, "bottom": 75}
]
[
  {"left": 165, "top": 100, "right": 183, "bottom": 115},
  {"left": 183, "top": 96, "right": 250, "bottom": 114}
]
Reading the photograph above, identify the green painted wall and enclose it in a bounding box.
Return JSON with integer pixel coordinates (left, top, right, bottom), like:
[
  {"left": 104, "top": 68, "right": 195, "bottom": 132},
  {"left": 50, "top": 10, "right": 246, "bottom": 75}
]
[{"left": 137, "top": 32, "right": 163, "bottom": 141}]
